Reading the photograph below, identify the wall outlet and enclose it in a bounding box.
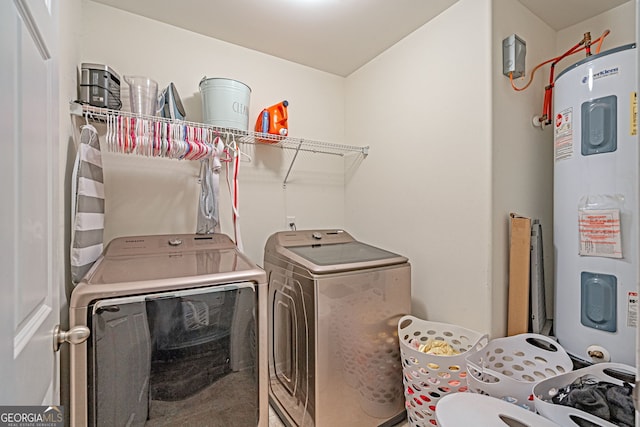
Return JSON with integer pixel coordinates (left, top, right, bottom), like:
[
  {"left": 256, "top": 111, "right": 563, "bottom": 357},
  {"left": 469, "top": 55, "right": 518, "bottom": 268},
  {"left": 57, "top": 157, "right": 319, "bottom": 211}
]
[{"left": 286, "top": 216, "right": 296, "bottom": 230}]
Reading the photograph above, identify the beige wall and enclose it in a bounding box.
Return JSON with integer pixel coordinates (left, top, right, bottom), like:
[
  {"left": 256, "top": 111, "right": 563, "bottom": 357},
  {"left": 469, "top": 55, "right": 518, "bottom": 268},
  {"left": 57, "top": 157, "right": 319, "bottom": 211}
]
[
  {"left": 557, "top": 1, "right": 635, "bottom": 66},
  {"left": 491, "top": 0, "right": 557, "bottom": 337},
  {"left": 345, "top": 0, "right": 495, "bottom": 334},
  {"left": 79, "top": 0, "right": 348, "bottom": 265}
]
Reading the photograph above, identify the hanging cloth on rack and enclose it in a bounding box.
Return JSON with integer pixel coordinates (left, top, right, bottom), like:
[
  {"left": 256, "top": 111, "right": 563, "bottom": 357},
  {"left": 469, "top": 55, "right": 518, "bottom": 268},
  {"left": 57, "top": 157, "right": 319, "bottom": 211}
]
[
  {"left": 196, "top": 137, "right": 223, "bottom": 234},
  {"left": 196, "top": 160, "right": 217, "bottom": 234},
  {"left": 225, "top": 136, "right": 244, "bottom": 252},
  {"left": 71, "top": 124, "right": 105, "bottom": 284}
]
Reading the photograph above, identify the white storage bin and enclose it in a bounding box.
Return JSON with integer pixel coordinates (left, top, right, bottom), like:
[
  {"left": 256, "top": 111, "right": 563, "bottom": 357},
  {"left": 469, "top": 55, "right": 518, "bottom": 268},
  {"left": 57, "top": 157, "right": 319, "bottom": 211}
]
[
  {"left": 398, "top": 315, "right": 488, "bottom": 426},
  {"left": 533, "top": 363, "right": 635, "bottom": 427},
  {"left": 465, "top": 333, "right": 573, "bottom": 411}
]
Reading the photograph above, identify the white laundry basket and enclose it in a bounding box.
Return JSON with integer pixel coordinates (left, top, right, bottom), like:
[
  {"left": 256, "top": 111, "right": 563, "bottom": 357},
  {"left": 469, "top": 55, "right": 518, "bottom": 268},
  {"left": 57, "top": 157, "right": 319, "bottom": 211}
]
[
  {"left": 533, "top": 362, "right": 636, "bottom": 427},
  {"left": 465, "top": 333, "right": 573, "bottom": 411},
  {"left": 435, "top": 392, "right": 561, "bottom": 427},
  {"left": 398, "top": 316, "right": 488, "bottom": 426}
]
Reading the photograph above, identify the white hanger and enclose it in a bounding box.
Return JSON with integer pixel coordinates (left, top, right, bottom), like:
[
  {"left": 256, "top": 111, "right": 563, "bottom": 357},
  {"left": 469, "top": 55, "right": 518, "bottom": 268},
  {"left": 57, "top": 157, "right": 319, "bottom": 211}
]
[{"left": 224, "top": 132, "right": 252, "bottom": 162}]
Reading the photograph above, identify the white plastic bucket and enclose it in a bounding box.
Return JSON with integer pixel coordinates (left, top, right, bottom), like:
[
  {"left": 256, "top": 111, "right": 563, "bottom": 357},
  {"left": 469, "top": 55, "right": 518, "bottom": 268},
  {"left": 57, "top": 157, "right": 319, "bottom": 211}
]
[
  {"left": 199, "top": 77, "right": 251, "bottom": 131},
  {"left": 124, "top": 75, "right": 159, "bottom": 116}
]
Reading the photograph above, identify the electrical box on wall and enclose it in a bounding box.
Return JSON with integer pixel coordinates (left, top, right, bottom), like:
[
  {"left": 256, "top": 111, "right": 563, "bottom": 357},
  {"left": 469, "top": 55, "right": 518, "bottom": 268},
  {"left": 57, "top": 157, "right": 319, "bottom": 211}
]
[{"left": 503, "top": 34, "right": 526, "bottom": 78}]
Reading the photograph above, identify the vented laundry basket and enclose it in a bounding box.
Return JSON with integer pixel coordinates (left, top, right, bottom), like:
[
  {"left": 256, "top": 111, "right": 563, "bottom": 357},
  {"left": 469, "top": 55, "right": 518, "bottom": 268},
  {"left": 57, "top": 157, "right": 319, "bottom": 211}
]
[
  {"left": 465, "top": 333, "right": 573, "bottom": 411},
  {"left": 398, "top": 316, "right": 488, "bottom": 427},
  {"left": 435, "top": 392, "right": 562, "bottom": 427},
  {"left": 533, "top": 363, "right": 636, "bottom": 427}
]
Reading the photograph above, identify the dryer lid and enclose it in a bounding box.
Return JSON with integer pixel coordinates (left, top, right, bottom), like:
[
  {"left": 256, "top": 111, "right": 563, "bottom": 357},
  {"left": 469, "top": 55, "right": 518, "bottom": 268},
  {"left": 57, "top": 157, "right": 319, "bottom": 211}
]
[
  {"left": 88, "top": 248, "right": 256, "bottom": 284},
  {"left": 82, "top": 233, "right": 261, "bottom": 285}
]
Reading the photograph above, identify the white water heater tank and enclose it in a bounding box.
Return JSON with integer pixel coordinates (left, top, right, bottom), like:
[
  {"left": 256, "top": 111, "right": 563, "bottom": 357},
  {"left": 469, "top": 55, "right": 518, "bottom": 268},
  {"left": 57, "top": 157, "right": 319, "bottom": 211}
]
[{"left": 553, "top": 43, "right": 638, "bottom": 366}]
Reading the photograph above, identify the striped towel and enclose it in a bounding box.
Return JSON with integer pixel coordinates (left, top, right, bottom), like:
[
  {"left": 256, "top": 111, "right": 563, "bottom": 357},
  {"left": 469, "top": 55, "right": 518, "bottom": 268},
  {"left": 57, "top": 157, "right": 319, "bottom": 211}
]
[{"left": 71, "top": 124, "right": 105, "bottom": 284}]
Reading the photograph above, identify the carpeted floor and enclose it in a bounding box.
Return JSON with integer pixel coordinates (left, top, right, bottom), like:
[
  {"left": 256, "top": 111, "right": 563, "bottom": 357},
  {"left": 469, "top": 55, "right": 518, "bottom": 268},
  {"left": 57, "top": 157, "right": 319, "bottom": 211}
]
[{"left": 146, "top": 370, "right": 258, "bottom": 426}]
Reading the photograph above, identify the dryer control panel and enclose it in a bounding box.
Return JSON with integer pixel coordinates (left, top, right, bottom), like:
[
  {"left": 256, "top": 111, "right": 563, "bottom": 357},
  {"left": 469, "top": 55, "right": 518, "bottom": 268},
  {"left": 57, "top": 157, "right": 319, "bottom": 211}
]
[{"left": 103, "top": 233, "right": 237, "bottom": 257}]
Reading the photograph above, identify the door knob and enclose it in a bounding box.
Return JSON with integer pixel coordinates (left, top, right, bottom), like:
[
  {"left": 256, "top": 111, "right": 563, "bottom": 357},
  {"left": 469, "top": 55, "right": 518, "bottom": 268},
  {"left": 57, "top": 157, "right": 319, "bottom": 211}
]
[{"left": 53, "top": 325, "right": 90, "bottom": 352}]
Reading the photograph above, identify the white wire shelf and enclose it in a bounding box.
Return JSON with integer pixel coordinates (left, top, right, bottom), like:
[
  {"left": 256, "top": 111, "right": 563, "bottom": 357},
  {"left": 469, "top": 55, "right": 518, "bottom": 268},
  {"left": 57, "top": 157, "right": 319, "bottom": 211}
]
[{"left": 70, "top": 102, "right": 369, "bottom": 157}]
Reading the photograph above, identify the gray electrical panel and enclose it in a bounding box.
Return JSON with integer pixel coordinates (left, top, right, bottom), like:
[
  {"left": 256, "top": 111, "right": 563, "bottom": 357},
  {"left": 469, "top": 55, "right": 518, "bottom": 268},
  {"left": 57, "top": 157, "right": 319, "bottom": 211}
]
[
  {"left": 503, "top": 34, "right": 526, "bottom": 78},
  {"left": 581, "top": 95, "right": 617, "bottom": 155},
  {"left": 581, "top": 271, "right": 617, "bottom": 332}
]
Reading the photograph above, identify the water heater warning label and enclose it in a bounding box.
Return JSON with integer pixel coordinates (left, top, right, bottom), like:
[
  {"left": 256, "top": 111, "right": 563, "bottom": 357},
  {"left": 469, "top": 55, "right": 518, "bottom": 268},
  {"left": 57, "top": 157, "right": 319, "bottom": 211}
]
[
  {"left": 628, "top": 291, "right": 638, "bottom": 328},
  {"left": 578, "top": 208, "right": 622, "bottom": 258},
  {"left": 631, "top": 92, "right": 637, "bottom": 136},
  {"left": 554, "top": 108, "right": 573, "bottom": 161}
]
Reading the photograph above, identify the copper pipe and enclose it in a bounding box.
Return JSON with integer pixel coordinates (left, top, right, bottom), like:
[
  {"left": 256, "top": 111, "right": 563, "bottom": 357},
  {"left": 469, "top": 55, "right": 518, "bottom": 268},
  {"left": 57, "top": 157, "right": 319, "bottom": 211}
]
[{"left": 584, "top": 32, "right": 592, "bottom": 56}]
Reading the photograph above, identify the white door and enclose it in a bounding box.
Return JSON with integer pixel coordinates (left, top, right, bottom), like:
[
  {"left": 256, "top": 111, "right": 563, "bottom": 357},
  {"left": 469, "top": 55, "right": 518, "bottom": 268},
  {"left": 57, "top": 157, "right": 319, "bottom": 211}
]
[{"left": 0, "top": 0, "right": 60, "bottom": 406}]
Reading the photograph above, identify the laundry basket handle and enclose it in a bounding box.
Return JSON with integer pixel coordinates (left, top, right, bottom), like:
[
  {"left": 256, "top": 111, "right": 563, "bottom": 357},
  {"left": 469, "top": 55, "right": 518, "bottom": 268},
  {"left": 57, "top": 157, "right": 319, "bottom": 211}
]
[
  {"left": 519, "top": 333, "right": 564, "bottom": 354},
  {"left": 465, "top": 333, "right": 572, "bottom": 387},
  {"left": 397, "top": 315, "right": 488, "bottom": 354},
  {"left": 472, "top": 334, "right": 490, "bottom": 353},
  {"left": 397, "top": 315, "right": 415, "bottom": 333}
]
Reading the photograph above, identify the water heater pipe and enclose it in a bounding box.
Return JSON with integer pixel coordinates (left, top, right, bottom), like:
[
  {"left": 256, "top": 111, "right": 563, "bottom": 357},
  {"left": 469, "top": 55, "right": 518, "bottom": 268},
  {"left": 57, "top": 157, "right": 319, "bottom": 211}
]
[{"left": 509, "top": 29, "right": 610, "bottom": 127}]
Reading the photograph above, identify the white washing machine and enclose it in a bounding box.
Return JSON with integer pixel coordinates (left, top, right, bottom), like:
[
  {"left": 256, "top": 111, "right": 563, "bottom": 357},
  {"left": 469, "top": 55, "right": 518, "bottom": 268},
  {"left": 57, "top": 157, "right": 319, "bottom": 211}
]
[
  {"left": 264, "top": 229, "right": 412, "bottom": 427},
  {"left": 68, "top": 233, "right": 268, "bottom": 426},
  {"left": 553, "top": 43, "right": 638, "bottom": 365}
]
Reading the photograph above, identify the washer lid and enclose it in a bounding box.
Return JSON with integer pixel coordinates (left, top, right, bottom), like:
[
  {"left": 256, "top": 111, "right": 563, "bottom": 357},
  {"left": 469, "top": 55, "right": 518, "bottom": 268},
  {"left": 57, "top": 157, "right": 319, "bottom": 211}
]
[
  {"left": 265, "top": 230, "right": 408, "bottom": 273},
  {"left": 283, "top": 241, "right": 407, "bottom": 273},
  {"left": 289, "top": 241, "right": 403, "bottom": 265}
]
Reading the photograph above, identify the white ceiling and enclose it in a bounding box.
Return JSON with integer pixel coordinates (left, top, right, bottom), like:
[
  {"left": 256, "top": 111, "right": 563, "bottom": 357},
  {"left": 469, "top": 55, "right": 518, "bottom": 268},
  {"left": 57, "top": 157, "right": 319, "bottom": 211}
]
[{"left": 91, "top": 0, "right": 631, "bottom": 77}]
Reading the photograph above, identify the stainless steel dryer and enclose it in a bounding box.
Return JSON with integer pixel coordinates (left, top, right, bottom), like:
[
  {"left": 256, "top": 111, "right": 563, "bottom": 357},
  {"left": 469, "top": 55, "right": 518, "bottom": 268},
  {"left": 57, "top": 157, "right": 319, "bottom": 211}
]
[
  {"left": 264, "top": 229, "right": 411, "bottom": 427},
  {"left": 68, "top": 233, "right": 268, "bottom": 427}
]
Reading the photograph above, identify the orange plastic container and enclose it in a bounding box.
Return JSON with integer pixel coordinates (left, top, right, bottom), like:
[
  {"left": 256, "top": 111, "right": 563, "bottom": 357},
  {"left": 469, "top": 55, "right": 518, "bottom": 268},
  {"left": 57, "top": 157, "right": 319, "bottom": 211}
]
[{"left": 255, "top": 100, "right": 288, "bottom": 142}]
